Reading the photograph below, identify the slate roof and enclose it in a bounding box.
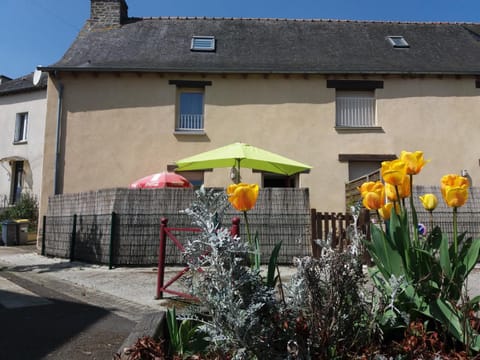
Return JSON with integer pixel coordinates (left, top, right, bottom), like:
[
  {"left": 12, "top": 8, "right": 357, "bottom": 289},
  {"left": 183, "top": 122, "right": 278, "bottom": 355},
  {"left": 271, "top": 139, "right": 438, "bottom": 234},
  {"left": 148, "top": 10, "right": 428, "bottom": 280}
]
[
  {"left": 0, "top": 72, "right": 48, "bottom": 96},
  {"left": 43, "top": 17, "right": 480, "bottom": 75}
]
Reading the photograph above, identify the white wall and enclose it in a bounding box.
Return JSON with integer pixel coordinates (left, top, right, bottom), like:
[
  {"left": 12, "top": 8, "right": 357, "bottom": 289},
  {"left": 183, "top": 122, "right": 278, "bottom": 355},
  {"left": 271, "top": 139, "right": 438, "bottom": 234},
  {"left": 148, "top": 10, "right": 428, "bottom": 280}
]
[{"left": 0, "top": 90, "right": 46, "bottom": 204}]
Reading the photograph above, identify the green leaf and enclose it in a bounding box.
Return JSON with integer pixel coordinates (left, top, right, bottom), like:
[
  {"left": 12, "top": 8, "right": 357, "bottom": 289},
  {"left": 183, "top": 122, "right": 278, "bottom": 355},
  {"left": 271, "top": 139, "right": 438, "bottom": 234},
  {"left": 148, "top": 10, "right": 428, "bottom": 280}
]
[
  {"left": 469, "top": 295, "right": 480, "bottom": 305},
  {"left": 167, "top": 307, "right": 181, "bottom": 351},
  {"left": 389, "top": 209, "right": 413, "bottom": 277},
  {"left": 254, "top": 232, "right": 261, "bottom": 270},
  {"left": 428, "top": 298, "right": 480, "bottom": 352},
  {"left": 429, "top": 299, "right": 464, "bottom": 344},
  {"left": 368, "top": 224, "right": 403, "bottom": 279},
  {"left": 266, "top": 241, "right": 282, "bottom": 288},
  {"left": 439, "top": 233, "right": 452, "bottom": 278},
  {"left": 459, "top": 237, "right": 480, "bottom": 278},
  {"left": 428, "top": 226, "right": 443, "bottom": 250}
]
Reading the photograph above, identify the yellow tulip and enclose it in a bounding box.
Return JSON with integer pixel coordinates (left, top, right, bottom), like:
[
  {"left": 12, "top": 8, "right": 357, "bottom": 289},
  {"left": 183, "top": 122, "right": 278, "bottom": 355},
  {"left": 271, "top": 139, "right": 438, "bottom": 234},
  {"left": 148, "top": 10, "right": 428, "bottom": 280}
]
[
  {"left": 381, "top": 159, "right": 407, "bottom": 186},
  {"left": 440, "top": 174, "right": 469, "bottom": 208},
  {"left": 227, "top": 183, "right": 259, "bottom": 211},
  {"left": 385, "top": 176, "right": 411, "bottom": 201},
  {"left": 419, "top": 193, "right": 438, "bottom": 211},
  {"left": 378, "top": 202, "right": 393, "bottom": 220},
  {"left": 362, "top": 191, "right": 385, "bottom": 210},
  {"left": 400, "top": 151, "right": 429, "bottom": 175},
  {"left": 358, "top": 181, "right": 384, "bottom": 198}
]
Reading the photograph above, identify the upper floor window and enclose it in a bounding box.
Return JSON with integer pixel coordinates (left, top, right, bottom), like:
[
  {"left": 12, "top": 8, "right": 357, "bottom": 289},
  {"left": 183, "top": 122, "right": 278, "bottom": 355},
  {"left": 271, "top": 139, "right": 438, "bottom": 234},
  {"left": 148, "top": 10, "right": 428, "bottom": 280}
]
[
  {"left": 178, "top": 90, "right": 204, "bottom": 131},
  {"left": 327, "top": 80, "right": 383, "bottom": 129},
  {"left": 335, "top": 90, "right": 376, "bottom": 127},
  {"left": 169, "top": 80, "right": 212, "bottom": 134},
  {"left": 14, "top": 112, "right": 28, "bottom": 143}
]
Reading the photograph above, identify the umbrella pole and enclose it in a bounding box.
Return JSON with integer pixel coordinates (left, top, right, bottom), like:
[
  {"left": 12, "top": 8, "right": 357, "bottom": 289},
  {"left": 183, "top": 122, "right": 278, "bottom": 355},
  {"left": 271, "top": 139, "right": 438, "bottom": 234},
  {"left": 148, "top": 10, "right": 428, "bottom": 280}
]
[{"left": 236, "top": 159, "right": 241, "bottom": 184}]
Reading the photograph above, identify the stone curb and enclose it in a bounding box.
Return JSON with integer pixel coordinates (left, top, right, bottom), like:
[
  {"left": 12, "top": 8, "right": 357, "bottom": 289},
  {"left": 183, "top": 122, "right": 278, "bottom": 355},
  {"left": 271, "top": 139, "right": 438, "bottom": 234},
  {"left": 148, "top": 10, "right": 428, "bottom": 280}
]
[{"left": 116, "top": 312, "right": 166, "bottom": 358}]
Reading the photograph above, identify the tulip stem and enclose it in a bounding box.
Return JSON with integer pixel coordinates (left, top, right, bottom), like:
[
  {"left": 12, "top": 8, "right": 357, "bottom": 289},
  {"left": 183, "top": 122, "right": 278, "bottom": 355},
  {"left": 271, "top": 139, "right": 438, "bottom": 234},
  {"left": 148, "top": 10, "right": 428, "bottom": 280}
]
[
  {"left": 409, "top": 174, "right": 419, "bottom": 246},
  {"left": 243, "top": 211, "right": 251, "bottom": 245},
  {"left": 428, "top": 211, "right": 434, "bottom": 237},
  {"left": 243, "top": 211, "right": 254, "bottom": 264},
  {"left": 453, "top": 207, "right": 458, "bottom": 258},
  {"left": 376, "top": 210, "right": 391, "bottom": 269}
]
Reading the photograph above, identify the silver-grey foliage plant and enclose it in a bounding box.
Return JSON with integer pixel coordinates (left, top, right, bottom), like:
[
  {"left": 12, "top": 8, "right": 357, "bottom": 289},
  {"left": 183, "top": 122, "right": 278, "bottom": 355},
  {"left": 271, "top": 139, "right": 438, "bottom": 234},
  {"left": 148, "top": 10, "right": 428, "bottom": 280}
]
[{"left": 181, "top": 187, "right": 290, "bottom": 359}]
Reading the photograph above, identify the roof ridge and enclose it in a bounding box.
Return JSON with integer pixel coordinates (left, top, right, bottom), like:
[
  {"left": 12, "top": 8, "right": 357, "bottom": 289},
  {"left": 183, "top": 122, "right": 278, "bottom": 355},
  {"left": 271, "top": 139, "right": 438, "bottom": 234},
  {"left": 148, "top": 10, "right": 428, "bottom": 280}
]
[{"left": 133, "top": 16, "right": 479, "bottom": 25}]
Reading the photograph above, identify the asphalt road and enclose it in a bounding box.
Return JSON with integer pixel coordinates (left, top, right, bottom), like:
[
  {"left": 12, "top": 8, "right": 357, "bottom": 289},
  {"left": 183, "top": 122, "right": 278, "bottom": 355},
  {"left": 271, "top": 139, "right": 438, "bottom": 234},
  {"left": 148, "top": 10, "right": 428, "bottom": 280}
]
[{"left": 0, "top": 271, "right": 134, "bottom": 360}]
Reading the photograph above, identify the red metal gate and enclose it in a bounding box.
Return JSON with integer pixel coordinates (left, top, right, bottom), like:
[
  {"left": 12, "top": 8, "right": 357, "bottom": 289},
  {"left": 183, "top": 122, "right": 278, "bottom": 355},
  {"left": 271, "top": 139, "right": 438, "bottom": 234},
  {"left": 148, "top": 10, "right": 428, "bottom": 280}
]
[{"left": 155, "top": 217, "right": 240, "bottom": 299}]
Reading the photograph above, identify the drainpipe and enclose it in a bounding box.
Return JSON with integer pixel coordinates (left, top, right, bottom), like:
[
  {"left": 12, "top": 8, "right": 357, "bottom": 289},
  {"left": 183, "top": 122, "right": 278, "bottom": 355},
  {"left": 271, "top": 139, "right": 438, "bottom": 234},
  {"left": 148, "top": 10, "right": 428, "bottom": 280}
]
[{"left": 53, "top": 74, "right": 64, "bottom": 195}]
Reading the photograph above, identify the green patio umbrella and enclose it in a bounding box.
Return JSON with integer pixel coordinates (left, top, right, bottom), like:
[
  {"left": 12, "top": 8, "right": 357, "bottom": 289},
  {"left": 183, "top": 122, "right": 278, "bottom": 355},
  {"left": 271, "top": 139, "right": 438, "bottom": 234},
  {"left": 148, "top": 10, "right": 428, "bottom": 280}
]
[{"left": 175, "top": 142, "right": 312, "bottom": 183}]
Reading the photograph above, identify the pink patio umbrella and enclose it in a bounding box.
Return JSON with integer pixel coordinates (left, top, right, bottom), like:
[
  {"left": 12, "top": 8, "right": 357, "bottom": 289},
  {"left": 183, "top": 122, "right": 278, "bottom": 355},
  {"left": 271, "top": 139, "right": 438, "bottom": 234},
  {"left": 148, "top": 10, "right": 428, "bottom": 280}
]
[{"left": 129, "top": 171, "right": 192, "bottom": 189}]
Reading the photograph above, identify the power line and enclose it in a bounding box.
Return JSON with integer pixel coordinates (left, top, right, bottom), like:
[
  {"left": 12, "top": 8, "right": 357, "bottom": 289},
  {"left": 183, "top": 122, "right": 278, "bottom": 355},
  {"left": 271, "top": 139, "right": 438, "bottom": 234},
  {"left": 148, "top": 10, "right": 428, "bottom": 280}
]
[{"left": 24, "top": 0, "right": 84, "bottom": 32}]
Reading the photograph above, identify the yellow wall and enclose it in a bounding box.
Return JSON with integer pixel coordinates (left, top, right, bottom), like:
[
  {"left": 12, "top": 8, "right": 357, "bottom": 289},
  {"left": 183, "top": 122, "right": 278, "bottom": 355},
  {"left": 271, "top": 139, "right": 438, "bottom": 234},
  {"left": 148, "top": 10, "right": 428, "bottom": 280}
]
[{"left": 39, "top": 72, "right": 480, "bottom": 221}]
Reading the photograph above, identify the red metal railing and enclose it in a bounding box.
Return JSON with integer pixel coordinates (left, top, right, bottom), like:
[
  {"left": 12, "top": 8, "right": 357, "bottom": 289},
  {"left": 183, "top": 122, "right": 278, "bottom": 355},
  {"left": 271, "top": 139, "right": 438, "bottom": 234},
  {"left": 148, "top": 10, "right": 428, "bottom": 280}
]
[{"left": 155, "top": 217, "right": 240, "bottom": 299}]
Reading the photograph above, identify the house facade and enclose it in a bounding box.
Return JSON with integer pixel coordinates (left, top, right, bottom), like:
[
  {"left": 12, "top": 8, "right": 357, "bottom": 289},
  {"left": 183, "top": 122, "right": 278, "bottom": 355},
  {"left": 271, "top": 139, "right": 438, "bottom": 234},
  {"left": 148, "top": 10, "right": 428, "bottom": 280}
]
[
  {"left": 38, "top": 0, "right": 480, "bottom": 221},
  {"left": 0, "top": 73, "right": 47, "bottom": 208}
]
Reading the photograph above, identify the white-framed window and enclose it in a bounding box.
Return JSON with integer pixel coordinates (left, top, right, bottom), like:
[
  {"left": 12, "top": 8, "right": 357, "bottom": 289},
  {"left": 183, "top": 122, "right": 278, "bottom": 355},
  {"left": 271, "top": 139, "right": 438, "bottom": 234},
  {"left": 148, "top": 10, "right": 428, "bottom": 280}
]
[
  {"left": 14, "top": 112, "right": 28, "bottom": 143},
  {"left": 335, "top": 90, "right": 376, "bottom": 128},
  {"left": 191, "top": 36, "right": 216, "bottom": 51},
  {"left": 177, "top": 89, "right": 204, "bottom": 131},
  {"left": 169, "top": 80, "right": 211, "bottom": 133}
]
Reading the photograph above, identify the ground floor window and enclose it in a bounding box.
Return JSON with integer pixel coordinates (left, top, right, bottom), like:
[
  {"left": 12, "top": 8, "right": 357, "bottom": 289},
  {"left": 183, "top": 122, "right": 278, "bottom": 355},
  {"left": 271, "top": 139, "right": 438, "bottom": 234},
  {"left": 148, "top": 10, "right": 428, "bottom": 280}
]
[
  {"left": 167, "top": 165, "right": 205, "bottom": 189},
  {"left": 262, "top": 173, "right": 298, "bottom": 188},
  {"left": 339, "top": 154, "right": 396, "bottom": 181},
  {"left": 348, "top": 161, "right": 382, "bottom": 181},
  {"left": 10, "top": 161, "right": 24, "bottom": 204}
]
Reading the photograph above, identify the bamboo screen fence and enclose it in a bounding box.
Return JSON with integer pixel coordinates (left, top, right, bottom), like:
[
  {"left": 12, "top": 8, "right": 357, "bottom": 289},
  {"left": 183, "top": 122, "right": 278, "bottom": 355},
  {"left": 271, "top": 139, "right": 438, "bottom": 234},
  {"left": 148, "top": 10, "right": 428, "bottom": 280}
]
[{"left": 42, "top": 187, "right": 311, "bottom": 266}]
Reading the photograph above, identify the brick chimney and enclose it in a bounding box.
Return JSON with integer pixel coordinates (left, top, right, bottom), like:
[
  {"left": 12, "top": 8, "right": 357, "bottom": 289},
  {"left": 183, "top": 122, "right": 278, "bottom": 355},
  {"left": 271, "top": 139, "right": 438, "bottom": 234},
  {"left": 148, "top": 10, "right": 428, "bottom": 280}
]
[{"left": 90, "top": 0, "right": 128, "bottom": 28}]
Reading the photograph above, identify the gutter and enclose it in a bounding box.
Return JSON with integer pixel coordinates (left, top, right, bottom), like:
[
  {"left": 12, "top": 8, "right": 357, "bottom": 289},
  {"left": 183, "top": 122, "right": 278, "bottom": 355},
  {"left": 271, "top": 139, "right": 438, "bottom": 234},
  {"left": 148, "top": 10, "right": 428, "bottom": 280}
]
[
  {"left": 50, "top": 72, "right": 64, "bottom": 195},
  {"left": 38, "top": 65, "right": 480, "bottom": 77}
]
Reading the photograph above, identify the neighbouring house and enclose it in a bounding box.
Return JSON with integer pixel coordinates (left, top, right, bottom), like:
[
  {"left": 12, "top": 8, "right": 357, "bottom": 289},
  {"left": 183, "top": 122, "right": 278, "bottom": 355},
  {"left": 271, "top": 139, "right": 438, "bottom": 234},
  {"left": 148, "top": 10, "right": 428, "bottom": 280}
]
[
  {"left": 38, "top": 0, "right": 480, "bottom": 224},
  {"left": 0, "top": 72, "right": 47, "bottom": 209}
]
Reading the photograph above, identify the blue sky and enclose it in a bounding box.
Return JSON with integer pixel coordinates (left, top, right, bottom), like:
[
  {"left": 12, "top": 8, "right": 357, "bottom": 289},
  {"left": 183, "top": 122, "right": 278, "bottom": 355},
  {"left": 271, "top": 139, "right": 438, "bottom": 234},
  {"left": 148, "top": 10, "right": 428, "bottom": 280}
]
[{"left": 2, "top": 0, "right": 480, "bottom": 79}]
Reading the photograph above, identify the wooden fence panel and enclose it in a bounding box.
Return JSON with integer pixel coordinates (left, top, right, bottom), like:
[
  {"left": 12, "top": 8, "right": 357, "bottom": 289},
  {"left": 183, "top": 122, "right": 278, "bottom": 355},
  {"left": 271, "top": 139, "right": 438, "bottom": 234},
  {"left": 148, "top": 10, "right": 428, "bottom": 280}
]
[{"left": 310, "top": 209, "right": 370, "bottom": 258}]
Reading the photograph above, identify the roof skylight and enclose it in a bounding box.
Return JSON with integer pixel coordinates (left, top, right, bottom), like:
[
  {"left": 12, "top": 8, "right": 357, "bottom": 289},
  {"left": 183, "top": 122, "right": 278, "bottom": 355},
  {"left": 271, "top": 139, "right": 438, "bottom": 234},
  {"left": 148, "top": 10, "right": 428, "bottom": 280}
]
[
  {"left": 387, "top": 36, "right": 409, "bottom": 48},
  {"left": 191, "top": 36, "right": 216, "bottom": 51}
]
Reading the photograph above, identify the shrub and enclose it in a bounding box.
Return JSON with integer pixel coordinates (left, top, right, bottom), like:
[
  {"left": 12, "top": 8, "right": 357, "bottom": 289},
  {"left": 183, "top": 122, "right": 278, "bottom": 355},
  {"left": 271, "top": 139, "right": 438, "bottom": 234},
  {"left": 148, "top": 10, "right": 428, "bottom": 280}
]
[{"left": 0, "top": 192, "right": 38, "bottom": 226}]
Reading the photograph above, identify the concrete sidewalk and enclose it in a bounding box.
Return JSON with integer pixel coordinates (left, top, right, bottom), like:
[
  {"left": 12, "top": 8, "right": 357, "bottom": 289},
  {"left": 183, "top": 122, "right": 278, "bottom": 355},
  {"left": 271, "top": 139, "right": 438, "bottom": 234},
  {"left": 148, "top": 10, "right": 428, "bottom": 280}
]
[
  {"left": 1, "top": 244, "right": 480, "bottom": 313},
  {"left": 0, "top": 244, "right": 195, "bottom": 316}
]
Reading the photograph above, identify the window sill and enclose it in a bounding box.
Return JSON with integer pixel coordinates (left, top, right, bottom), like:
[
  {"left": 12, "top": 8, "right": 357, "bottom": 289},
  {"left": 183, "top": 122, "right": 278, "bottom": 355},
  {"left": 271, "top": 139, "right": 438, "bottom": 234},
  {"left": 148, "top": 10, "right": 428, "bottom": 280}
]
[
  {"left": 335, "top": 126, "right": 384, "bottom": 134},
  {"left": 174, "top": 130, "right": 207, "bottom": 136},
  {"left": 12, "top": 140, "right": 28, "bottom": 145}
]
